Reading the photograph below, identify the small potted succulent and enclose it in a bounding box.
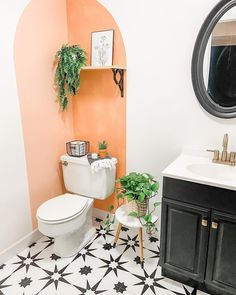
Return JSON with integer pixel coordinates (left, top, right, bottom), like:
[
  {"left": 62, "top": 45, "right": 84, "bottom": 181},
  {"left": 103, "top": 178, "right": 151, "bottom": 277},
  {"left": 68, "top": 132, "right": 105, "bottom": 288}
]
[
  {"left": 98, "top": 140, "right": 108, "bottom": 158},
  {"left": 116, "top": 172, "right": 159, "bottom": 217}
]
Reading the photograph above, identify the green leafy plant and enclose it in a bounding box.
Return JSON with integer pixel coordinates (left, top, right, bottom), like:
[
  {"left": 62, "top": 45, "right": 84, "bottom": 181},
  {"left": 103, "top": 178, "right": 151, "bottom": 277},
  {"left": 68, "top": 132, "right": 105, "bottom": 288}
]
[
  {"left": 103, "top": 205, "right": 115, "bottom": 232},
  {"left": 104, "top": 172, "right": 161, "bottom": 235},
  {"left": 98, "top": 140, "right": 108, "bottom": 150},
  {"left": 116, "top": 172, "right": 159, "bottom": 203},
  {"left": 139, "top": 201, "right": 161, "bottom": 235},
  {"left": 116, "top": 172, "right": 160, "bottom": 235},
  {"left": 54, "top": 44, "right": 87, "bottom": 111}
]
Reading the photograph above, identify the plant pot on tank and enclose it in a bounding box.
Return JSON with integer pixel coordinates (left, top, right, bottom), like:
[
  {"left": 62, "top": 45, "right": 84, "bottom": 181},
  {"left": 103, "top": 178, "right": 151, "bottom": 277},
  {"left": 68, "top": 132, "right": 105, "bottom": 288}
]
[
  {"left": 116, "top": 172, "right": 159, "bottom": 217},
  {"left": 98, "top": 140, "right": 108, "bottom": 159}
]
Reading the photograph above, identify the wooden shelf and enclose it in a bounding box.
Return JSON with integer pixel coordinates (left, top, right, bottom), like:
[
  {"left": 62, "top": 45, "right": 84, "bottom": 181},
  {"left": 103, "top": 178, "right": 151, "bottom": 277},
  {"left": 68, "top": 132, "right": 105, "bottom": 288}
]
[
  {"left": 81, "top": 65, "right": 126, "bottom": 97},
  {"left": 81, "top": 65, "right": 126, "bottom": 71}
]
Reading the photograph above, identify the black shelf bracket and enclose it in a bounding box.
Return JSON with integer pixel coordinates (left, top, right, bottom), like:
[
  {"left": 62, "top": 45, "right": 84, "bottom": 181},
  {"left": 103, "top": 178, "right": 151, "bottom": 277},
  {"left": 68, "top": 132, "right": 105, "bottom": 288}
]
[{"left": 112, "top": 68, "right": 125, "bottom": 97}]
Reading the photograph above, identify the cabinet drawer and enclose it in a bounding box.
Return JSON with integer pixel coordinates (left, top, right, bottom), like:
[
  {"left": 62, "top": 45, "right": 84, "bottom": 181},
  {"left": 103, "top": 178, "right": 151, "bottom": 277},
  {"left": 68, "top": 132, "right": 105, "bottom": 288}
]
[{"left": 163, "top": 177, "right": 236, "bottom": 215}]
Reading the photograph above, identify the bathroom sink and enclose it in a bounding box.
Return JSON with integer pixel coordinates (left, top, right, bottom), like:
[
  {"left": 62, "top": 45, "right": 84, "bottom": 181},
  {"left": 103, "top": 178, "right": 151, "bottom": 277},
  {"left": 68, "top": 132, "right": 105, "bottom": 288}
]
[
  {"left": 162, "top": 149, "right": 236, "bottom": 191},
  {"left": 186, "top": 163, "right": 236, "bottom": 181}
]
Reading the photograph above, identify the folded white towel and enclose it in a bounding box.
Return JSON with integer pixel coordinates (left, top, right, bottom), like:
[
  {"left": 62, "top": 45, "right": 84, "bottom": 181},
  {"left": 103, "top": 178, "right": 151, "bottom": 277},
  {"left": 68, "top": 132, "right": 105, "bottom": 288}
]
[{"left": 91, "top": 158, "right": 117, "bottom": 173}]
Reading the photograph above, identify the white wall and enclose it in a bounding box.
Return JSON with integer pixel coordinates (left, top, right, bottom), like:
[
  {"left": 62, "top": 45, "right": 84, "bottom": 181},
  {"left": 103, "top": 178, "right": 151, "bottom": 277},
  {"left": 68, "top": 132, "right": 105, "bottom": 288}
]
[
  {"left": 100, "top": 0, "right": 236, "bottom": 184},
  {"left": 0, "top": 0, "right": 32, "bottom": 252},
  {"left": 2, "top": 0, "right": 236, "bottom": 252},
  {"left": 222, "top": 6, "right": 236, "bottom": 21}
]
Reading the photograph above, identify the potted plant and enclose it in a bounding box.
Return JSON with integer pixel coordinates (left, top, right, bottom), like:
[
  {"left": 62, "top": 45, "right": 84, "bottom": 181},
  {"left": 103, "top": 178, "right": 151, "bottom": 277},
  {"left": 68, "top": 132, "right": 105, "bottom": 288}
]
[
  {"left": 104, "top": 172, "right": 160, "bottom": 235},
  {"left": 98, "top": 140, "right": 108, "bottom": 158},
  {"left": 116, "top": 172, "right": 159, "bottom": 217},
  {"left": 54, "top": 44, "right": 87, "bottom": 111}
]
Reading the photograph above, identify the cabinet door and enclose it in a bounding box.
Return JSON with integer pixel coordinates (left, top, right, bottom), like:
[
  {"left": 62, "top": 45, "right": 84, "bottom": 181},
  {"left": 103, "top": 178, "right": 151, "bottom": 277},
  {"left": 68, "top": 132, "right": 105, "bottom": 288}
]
[
  {"left": 206, "top": 211, "right": 236, "bottom": 294},
  {"left": 160, "top": 198, "right": 210, "bottom": 282}
]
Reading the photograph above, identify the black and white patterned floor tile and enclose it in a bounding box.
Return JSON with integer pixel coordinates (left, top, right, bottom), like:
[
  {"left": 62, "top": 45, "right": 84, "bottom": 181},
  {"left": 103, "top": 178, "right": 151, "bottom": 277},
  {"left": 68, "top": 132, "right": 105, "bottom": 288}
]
[{"left": 0, "top": 219, "right": 209, "bottom": 295}]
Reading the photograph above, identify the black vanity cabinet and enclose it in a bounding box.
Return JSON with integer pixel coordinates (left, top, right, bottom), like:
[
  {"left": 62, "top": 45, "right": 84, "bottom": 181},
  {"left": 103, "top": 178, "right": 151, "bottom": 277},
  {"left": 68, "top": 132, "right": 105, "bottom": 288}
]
[
  {"left": 160, "top": 177, "right": 236, "bottom": 295},
  {"left": 160, "top": 199, "right": 210, "bottom": 282},
  {"left": 205, "top": 211, "right": 236, "bottom": 294}
]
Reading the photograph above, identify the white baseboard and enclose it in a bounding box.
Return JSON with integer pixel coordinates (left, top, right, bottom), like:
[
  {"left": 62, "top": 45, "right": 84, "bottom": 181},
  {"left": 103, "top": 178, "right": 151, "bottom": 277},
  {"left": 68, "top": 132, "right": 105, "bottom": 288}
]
[
  {"left": 92, "top": 207, "right": 110, "bottom": 220},
  {"left": 0, "top": 229, "right": 43, "bottom": 265},
  {"left": 92, "top": 207, "right": 118, "bottom": 226},
  {"left": 0, "top": 208, "right": 111, "bottom": 265}
]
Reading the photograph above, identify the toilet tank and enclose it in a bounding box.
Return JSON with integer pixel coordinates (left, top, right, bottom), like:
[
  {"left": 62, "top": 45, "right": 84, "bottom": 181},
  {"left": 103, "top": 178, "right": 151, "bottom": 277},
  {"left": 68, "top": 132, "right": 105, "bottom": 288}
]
[{"left": 61, "top": 155, "right": 116, "bottom": 200}]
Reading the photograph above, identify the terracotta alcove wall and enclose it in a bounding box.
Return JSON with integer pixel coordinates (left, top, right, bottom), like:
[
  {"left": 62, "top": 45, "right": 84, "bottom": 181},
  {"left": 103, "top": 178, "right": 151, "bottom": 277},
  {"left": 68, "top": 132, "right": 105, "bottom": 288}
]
[
  {"left": 15, "top": 0, "right": 126, "bottom": 228},
  {"left": 67, "top": 0, "right": 127, "bottom": 211}
]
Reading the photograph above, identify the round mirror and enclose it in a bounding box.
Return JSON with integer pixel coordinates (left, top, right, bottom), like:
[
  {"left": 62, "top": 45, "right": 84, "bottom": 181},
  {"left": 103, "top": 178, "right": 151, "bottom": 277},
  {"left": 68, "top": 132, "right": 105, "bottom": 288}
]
[{"left": 192, "top": 0, "right": 236, "bottom": 118}]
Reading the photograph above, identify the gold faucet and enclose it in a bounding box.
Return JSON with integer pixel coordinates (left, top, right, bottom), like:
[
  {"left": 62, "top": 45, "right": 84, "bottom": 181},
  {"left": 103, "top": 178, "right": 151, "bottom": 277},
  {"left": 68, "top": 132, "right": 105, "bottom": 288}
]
[
  {"left": 222, "top": 133, "right": 228, "bottom": 161},
  {"left": 207, "top": 133, "right": 236, "bottom": 166}
]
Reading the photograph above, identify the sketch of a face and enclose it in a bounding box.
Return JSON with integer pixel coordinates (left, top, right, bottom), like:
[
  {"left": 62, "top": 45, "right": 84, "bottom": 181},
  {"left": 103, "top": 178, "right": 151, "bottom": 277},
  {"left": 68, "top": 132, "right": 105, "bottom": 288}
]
[{"left": 95, "top": 35, "right": 110, "bottom": 66}]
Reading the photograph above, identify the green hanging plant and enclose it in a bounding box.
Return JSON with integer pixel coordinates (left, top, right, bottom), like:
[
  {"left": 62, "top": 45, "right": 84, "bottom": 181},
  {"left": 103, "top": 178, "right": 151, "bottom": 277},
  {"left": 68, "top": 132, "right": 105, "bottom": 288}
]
[{"left": 54, "top": 44, "right": 87, "bottom": 111}]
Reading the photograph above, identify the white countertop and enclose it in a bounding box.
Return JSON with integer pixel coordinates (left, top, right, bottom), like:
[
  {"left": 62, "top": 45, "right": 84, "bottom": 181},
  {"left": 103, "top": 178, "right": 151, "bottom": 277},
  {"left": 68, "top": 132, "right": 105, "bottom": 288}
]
[{"left": 162, "top": 149, "right": 236, "bottom": 191}]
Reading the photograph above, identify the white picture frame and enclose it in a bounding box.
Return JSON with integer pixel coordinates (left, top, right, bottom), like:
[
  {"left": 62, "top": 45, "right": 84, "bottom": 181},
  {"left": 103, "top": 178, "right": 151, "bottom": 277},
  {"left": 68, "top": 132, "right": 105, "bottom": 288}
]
[{"left": 91, "top": 30, "right": 114, "bottom": 67}]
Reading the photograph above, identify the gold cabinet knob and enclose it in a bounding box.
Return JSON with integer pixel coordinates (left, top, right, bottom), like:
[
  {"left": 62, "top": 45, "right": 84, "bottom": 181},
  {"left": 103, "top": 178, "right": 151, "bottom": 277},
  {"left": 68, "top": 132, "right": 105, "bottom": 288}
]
[
  {"left": 212, "top": 219, "right": 218, "bottom": 229},
  {"left": 202, "top": 217, "right": 208, "bottom": 227}
]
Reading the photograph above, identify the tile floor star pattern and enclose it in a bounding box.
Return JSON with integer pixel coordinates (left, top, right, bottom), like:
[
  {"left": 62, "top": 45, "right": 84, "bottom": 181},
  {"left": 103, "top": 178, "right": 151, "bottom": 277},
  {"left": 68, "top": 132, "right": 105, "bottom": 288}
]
[{"left": 0, "top": 219, "right": 210, "bottom": 295}]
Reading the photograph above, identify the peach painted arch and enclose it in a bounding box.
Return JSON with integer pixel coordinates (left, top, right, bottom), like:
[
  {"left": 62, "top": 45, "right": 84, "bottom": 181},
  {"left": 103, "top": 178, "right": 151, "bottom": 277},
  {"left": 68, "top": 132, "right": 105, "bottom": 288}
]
[{"left": 15, "top": 0, "right": 126, "bottom": 228}]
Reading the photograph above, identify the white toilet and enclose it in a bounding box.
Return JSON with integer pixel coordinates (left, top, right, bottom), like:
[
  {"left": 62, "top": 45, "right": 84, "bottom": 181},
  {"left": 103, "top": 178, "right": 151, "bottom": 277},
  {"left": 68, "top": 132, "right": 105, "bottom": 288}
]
[{"left": 37, "top": 154, "right": 116, "bottom": 257}]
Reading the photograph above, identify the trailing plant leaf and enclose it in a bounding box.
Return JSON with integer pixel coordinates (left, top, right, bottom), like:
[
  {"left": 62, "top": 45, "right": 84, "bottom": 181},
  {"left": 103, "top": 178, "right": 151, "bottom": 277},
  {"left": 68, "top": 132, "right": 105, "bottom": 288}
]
[
  {"left": 143, "top": 173, "right": 155, "bottom": 180},
  {"left": 154, "top": 202, "right": 161, "bottom": 207},
  {"left": 116, "top": 193, "right": 124, "bottom": 199},
  {"left": 151, "top": 183, "right": 159, "bottom": 192},
  {"left": 138, "top": 192, "right": 145, "bottom": 202},
  {"left": 103, "top": 209, "right": 115, "bottom": 232},
  {"left": 126, "top": 195, "right": 134, "bottom": 202},
  {"left": 143, "top": 214, "right": 152, "bottom": 223},
  {"left": 108, "top": 205, "right": 114, "bottom": 212},
  {"left": 128, "top": 211, "right": 138, "bottom": 217},
  {"left": 54, "top": 44, "right": 87, "bottom": 111}
]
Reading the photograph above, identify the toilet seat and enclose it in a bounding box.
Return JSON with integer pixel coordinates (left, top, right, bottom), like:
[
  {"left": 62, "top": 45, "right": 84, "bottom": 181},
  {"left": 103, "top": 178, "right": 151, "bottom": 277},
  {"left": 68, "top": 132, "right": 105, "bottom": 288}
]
[{"left": 37, "top": 193, "right": 89, "bottom": 224}]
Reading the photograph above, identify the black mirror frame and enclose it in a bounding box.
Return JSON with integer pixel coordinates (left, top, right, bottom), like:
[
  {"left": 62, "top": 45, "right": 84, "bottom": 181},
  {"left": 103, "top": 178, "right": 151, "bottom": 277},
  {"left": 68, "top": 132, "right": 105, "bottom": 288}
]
[{"left": 192, "top": 0, "right": 236, "bottom": 119}]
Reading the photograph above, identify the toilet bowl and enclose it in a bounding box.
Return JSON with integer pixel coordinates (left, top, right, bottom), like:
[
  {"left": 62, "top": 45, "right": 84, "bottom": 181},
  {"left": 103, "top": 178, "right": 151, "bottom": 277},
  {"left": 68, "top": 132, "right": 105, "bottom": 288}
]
[
  {"left": 36, "top": 155, "right": 116, "bottom": 257},
  {"left": 37, "top": 194, "right": 95, "bottom": 257}
]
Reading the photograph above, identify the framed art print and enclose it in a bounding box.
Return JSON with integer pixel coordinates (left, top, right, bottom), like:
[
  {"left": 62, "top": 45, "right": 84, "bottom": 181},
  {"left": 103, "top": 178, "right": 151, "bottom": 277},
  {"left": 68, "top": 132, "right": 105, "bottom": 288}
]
[{"left": 91, "top": 30, "right": 114, "bottom": 66}]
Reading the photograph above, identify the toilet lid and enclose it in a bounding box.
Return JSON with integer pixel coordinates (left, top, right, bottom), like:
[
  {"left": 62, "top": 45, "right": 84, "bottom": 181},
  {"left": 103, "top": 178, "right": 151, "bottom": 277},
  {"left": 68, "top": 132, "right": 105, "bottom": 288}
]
[{"left": 37, "top": 194, "right": 89, "bottom": 222}]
